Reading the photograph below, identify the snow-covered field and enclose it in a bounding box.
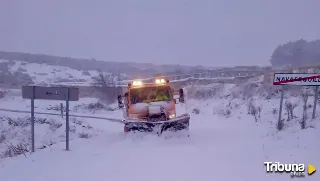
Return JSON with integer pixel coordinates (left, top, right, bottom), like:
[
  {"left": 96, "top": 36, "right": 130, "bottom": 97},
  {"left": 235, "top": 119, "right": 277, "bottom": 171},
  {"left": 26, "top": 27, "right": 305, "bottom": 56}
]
[{"left": 0, "top": 82, "right": 319, "bottom": 181}]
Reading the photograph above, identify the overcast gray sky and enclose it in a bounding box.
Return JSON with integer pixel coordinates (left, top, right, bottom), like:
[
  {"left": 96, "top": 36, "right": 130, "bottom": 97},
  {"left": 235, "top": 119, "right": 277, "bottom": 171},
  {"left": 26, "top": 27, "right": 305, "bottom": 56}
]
[{"left": 0, "top": 0, "right": 319, "bottom": 66}]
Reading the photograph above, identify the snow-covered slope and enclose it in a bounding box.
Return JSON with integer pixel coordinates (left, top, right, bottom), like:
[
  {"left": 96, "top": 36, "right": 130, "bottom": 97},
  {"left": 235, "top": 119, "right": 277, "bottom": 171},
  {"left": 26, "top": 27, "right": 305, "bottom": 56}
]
[
  {"left": 0, "top": 59, "right": 102, "bottom": 85},
  {"left": 9, "top": 61, "right": 98, "bottom": 83},
  {"left": 0, "top": 82, "right": 319, "bottom": 181}
]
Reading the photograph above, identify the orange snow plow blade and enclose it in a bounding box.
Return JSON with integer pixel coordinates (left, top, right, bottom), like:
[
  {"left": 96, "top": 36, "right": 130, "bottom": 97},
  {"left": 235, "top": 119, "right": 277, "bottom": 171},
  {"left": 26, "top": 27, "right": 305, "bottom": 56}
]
[{"left": 123, "top": 114, "right": 190, "bottom": 134}]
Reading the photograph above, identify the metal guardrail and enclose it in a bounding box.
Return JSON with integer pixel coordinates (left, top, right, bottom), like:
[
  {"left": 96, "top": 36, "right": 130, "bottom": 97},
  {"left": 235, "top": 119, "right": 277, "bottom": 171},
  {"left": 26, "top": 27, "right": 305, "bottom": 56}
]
[
  {"left": 0, "top": 108, "right": 124, "bottom": 124},
  {"left": 0, "top": 108, "right": 191, "bottom": 124}
]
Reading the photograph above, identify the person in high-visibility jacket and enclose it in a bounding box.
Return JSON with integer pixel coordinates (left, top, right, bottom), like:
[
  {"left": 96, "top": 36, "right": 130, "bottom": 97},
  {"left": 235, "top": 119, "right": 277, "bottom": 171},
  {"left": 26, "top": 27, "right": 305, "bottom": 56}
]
[
  {"left": 155, "top": 88, "right": 169, "bottom": 101},
  {"left": 155, "top": 94, "right": 169, "bottom": 101}
]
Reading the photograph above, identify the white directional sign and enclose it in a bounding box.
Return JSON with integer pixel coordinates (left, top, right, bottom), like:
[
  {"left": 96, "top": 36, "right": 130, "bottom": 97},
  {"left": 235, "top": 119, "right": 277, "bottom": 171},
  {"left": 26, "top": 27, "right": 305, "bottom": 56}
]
[
  {"left": 22, "top": 86, "right": 79, "bottom": 101},
  {"left": 273, "top": 73, "right": 320, "bottom": 86}
]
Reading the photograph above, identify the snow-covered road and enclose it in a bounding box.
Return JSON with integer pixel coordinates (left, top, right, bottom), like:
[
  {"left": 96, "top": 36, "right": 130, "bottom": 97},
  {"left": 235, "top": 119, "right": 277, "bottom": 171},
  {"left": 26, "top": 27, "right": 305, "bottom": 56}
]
[{"left": 0, "top": 105, "right": 318, "bottom": 181}]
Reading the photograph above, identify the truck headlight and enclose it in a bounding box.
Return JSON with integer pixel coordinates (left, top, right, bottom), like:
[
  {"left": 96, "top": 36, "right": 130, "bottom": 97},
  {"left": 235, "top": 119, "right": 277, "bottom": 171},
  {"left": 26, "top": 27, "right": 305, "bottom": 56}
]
[{"left": 169, "top": 114, "right": 175, "bottom": 119}]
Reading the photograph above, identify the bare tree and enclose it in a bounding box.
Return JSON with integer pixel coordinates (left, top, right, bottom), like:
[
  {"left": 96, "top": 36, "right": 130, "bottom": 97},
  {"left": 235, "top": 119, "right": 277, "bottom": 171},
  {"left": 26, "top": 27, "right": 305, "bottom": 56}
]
[
  {"left": 290, "top": 103, "right": 298, "bottom": 119},
  {"left": 247, "top": 99, "right": 258, "bottom": 122},
  {"left": 246, "top": 98, "right": 254, "bottom": 114},
  {"left": 1, "top": 142, "right": 29, "bottom": 158},
  {"left": 91, "top": 70, "right": 119, "bottom": 104},
  {"left": 0, "top": 91, "right": 6, "bottom": 99},
  {"left": 257, "top": 106, "right": 262, "bottom": 118},
  {"left": 272, "top": 108, "right": 278, "bottom": 115},
  {"left": 284, "top": 100, "right": 298, "bottom": 121},
  {"left": 312, "top": 86, "right": 318, "bottom": 119},
  {"left": 250, "top": 105, "right": 258, "bottom": 122},
  {"left": 92, "top": 70, "right": 116, "bottom": 87}
]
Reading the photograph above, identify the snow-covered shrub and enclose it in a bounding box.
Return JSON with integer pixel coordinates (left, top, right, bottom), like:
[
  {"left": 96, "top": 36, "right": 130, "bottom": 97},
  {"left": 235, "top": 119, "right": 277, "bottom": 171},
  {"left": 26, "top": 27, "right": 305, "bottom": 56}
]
[
  {"left": 38, "top": 141, "right": 55, "bottom": 150},
  {"left": 6, "top": 117, "right": 30, "bottom": 127},
  {"left": 69, "top": 125, "right": 77, "bottom": 133},
  {"left": 284, "top": 100, "right": 298, "bottom": 121},
  {"left": 0, "top": 91, "right": 6, "bottom": 99},
  {"left": 0, "top": 113, "right": 96, "bottom": 159},
  {"left": 246, "top": 99, "right": 262, "bottom": 122},
  {"left": 192, "top": 108, "right": 200, "bottom": 115},
  {"left": 216, "top": 107, "right": 231, "bottom": 118},
  {"left": 184, "top": 77, "right": 308, "bottom": 101},
  {"left": 87, "top": 102, "right": 105, "bottom": 110},
  {"left": 46, "top": 105, "right": 60, "bottom": 111},
  {"left": 246, "top": 98, "right": 254, "bottom": 114},
  {"left": 300, "top": 90, "right": 310, "bottom": 129},
  {"left": 242, "top": 83, "right": 257, "bottom": 100},
  {"left": 17, "top": 67, "right": 27, "bottom": 72},
  {"left": 249, "top": 105, "right": 258, "bottom": 122},
  {"left": 225, "top": 108, "right": 231, "bottom": 117},
  {"left": 73, "top": 104, "right": 83, "bottom": 111},
  {"left": 0, "top": 134, "right": 5, "bottom": 143},
  {"left": 257, "top": 106, "right": 262, "bottom": 118},
  {"left": 186, "top": 83, "right": 224, "bottom": 100},
  {"left": 72, "top": 118, "right": 83, "bottom": 126},
  {"left": 272, "top": 108, "right": 278, "bottom": 115},
  {"left": 277, "top": 118, "right": 285, "bottom": 131},
  {"left": 82, "top": 71, "right": 91, "bottom": 76},
  {"left": 257, "top": 84, "right": 280, "bottom": 99},
  {"left": 1, "top": 142, "right": 29, "bottom": 158},
  {"left": 73, "top": 101, "right": 114, "bottom": 112},
  {"left": 78, "top": 132, "right": 92, "bottom": 139},
  {"left": 46, "top": 104, "right": 68, "bottom": 112}
]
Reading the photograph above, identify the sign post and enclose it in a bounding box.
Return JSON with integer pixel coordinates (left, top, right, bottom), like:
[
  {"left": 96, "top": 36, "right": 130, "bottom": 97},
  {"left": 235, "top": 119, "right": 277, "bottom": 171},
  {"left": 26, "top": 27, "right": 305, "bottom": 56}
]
[
  {"left": 22, "top": 86, "right": 79, "bottom": 152},
  {"left": 278, "top": 85, "right": 285, "bottom": 129},
  {"left": 273, "top": 73, "right": 320, "bottom": 126},
  {"left": 312, "top": 86, "right": 318, "bottom": 119},
  {"left": 66, "top": 88, "right": 70, "bottom": 151},
  {"left": 31, "top": 86, "right": 35, "bottom": 152}
]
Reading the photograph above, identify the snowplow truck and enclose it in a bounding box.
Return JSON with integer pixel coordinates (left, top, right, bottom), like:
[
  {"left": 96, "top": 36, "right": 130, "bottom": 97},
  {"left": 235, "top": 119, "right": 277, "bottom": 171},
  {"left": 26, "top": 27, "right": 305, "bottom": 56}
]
[{"left": 117, "top": 78, "right": 190, "bottom": 134}]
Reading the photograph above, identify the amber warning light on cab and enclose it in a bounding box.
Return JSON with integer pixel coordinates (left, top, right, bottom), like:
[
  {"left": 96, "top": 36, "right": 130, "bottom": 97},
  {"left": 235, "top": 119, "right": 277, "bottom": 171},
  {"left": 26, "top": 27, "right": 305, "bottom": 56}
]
[
  {"left": 132, "top": 80, "right": 143, "bottom": 86},
  {"left": 155, "top": 78, "right": 167, "bottom": 84}
]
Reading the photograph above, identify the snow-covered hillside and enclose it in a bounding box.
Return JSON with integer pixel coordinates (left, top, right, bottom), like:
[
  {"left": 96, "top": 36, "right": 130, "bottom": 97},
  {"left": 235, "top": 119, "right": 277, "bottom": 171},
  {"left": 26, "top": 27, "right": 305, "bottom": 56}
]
[
  {"left": 0, "top": 59, "right": 105, "bottom": 85},
  {"left": 8, "top": 60, "right": 100, "bottom": 84},
  {"left": 0, "top": 81, "right": 319, "bottom": 181}
]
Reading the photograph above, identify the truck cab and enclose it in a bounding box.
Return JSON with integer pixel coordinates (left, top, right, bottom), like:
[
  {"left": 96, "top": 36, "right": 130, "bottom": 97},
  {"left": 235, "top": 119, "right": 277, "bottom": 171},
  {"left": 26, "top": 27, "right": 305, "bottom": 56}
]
[
  {"left": 117, "top": 78, "right": 187, "bottom": 133},
  {"left": 124, "top": 78, "right": 178, "bottom": 121}
]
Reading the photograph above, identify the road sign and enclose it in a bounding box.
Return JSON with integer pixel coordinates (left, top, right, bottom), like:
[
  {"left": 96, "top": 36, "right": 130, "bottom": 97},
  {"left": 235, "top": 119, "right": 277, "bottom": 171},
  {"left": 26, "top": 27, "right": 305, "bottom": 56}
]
[
  {"left": 22, "top": 86, "right": 79, "bottom": 152},
  {"left": 273, "top": 73, "right": 320, "bottom": 86},
  {"left": 22, "top": 86, "right": 79, "bottom": 101},
  {"left": 273, "top": 73, "right": 320, "bottom": 130}
]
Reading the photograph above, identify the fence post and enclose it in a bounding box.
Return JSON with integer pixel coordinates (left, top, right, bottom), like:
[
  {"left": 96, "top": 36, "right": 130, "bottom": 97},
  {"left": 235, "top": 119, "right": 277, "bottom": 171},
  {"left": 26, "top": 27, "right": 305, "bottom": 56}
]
[{"left": 312, "top": 86, "right": 318, "bottom": 119}]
